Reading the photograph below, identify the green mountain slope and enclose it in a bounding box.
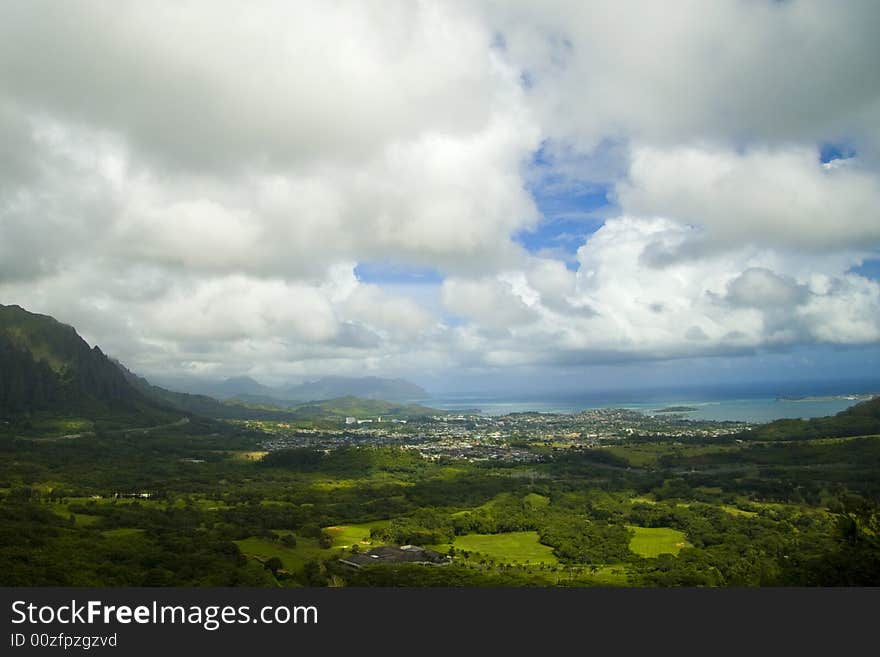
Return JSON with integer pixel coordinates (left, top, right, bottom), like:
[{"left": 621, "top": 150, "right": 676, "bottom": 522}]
[
  {"left": 152, "top": 374, "right": 428, "bottom": 404},
  {"left": 115, "top": 362, "right": 309, "bottom": 421},
  {"left": 118, "top": 364, "right": 440, "bottom": 422},
  {"left": 0, "top": 304, "right": 448, "bottom": 425},
  {"left": 0, "top": 304, "right": 174, "bottom": 423},
  {"left": 741, "top": 395, "right": 880, "bottom": 441}
]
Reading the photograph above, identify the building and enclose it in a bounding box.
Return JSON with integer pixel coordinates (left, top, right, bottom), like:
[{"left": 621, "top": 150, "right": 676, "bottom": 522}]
[{"left": 339, "top": 545, "right": 450, "bottom": 569}]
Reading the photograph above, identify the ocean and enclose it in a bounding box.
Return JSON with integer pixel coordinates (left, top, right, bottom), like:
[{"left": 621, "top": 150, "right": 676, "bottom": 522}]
[{"left": 425, "top": 381, "right": 880, "bottom": 423}]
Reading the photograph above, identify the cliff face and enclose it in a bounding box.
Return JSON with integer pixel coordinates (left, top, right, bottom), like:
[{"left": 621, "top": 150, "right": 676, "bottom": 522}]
[{"left": 0, "top": 304, "right": 158, "bottom": 416}]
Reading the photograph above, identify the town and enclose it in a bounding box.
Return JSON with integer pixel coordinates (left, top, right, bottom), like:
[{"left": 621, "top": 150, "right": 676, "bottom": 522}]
[{"left": 248, "top": 407, "right": 754, "bottom": 463}]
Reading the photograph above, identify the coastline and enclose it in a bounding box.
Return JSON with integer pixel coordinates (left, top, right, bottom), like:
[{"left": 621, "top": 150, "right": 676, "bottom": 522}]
[{"left": 427, "top": 391, "right": 879, "bottom": 423}]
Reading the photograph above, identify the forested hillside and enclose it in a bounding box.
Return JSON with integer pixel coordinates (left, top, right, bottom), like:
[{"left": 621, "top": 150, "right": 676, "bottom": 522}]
[{"left": 0, "top": 304, "right": 173, "bottom": 423}]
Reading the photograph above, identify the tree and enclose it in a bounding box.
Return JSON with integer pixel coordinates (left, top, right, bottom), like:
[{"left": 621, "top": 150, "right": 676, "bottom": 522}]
[
  {"left": 264, "top": 557, "right": 283, "bottom": 576},
  {"left": 302, "top": 559, "right": 329, "bottom": 586}
]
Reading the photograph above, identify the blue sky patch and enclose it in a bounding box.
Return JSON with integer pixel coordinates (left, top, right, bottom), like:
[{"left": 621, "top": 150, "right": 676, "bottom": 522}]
[
  {"left": 514, "top": 216, "right": 603, "bottom": 259},
  {"left": 354, "top": 261, "right": 445, "bottom": 286},
  {"left": 518, "top": 141, "right": 613, "bottom": 260},
  {"left": 532, "top": 182, "right": 610, "bottom": 222},
  {"left": 849, "top": 257, "right": 880, "bottom": 281},
  {"left": 820, "top": 142, "right": 856, "bottom": 164},
  {"left": 441, "top": 313, "right": 467, "bottom": 328},
  {"left": 527, "top": 140, "right": 619, "bottom": 221}
]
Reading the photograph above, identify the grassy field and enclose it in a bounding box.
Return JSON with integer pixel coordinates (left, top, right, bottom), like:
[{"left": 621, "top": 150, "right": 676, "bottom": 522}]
[
  {"left": 102, "top": 528, "right": 145, "bottom": 538},
  {"left": 523, "top": 492, "right": 550, "bottom": 508},
  {"left": 720, "top": 505, "right": 757, "bottom": 517},
  {"left": 228, "top": 450, "right": 267, "bottom": 462},
  {"left": 605, "top": 445, "right": 666, "bottom": 467},
  {"left": 810, "top": 434, "right": 880, "bottom": 445},
  {"left": 68, "top": 512, "right": 101, "bottom": 526},
  {"left": 47, "top": 500, "right": 101, "bottom": 526},
  {"left": 579, "top": 564, "right": 629, "bottom": 586},
  {"left": 235, "top": 535, "right": 331, "bottom": 573},
  {"left": 606, "top": 443, "right": 740, "bottom": 468},
  {"left": 29, "top": 417, "right": 95, "bottom": 435},
  {"left": 451, "top": 531, "right": 559, "bottom": 565},
  {"left": 43, "top": 495, "right": 237, "bottom": 532},
  {"left": 627, "top": 525, "right": 690, "bottom": 557},
  {"left": 324, "top": 521, "right": 391, "bottom": 548},
  {"left": 235, "top": 519, "right": 393, "bottom": 579}
]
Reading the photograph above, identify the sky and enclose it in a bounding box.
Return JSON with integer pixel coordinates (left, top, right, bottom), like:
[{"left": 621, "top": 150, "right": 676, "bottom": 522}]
[{"left": 1, "top": 0, "right": 879, "bottom": 395}]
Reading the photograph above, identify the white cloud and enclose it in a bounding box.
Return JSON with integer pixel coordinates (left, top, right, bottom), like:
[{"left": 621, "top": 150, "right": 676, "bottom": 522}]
[
  {"left": 433, "top": 218, "right": 880, "bottom": 368},
  {"left": 442, "top": 276, "right": 539, "bottom": 330},
  {"left": 1, "top": 1, "right": 879, "bottom": 386},
  {"left": 0, "top": 0, "right": 541, "bottom": 279},
  {"left": 343, "top": 284, "right": 436, "bottom": 341},
  {"left": 483, "top": 0, "right": 880, "bottom": 153},
  {"left": 0, "top": 2, "right": 519, "bottom": 169},
  {"left": 618, "top": 145, "right": 880, "bottom": 250},
  {"left": 726, "top": 268, "right": 808, "bottom": 310}
]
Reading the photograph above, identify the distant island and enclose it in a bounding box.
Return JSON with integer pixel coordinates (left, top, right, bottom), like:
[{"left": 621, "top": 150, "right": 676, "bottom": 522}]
[{"left": 652, "top": 406, "right": 698, "bottom": 413}]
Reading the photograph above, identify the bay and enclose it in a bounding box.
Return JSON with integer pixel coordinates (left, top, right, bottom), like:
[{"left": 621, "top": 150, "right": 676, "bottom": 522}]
[{"left": 426, "top": 385, "right": 878, "bottom": 422}]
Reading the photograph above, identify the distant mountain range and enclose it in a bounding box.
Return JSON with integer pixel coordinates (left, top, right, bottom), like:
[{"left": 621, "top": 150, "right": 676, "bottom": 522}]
[
  {"left": 0, "top": 303, "right": 436, "bottom": 425},
  {"left": 116, "top": 365, "right": 436, "bottom": 422},
  {"left": 152, "top": 374, "right": 428, "bottom": 405},
  {"left": 8, "top": 302, "right": 875, "bottom": 434}
]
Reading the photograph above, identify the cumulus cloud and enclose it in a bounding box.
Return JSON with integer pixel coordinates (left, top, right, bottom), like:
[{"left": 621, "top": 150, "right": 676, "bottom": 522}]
[
  {"left": 0, "top": 0, "right": 541, "bottom": 381},
  {"left": 483, "top": 0, "right": 880, "bottom": 152},
  {"left": 0, "top": 0, "right": 541, "bottom": 279},
  {"left": 434, "top": 218, "right": 880, "bottom": 369},
  {"left": 1, "top": 1, "right": 879, "bottom": 386},
  {"left": 726, "top": 268, "right": 808, "bottom": 310},
  {"left": 1, "top": 261, "right": 451, "bottom": 383},
  {"left": 442, "top": 276, "right": 539, "bottom": 330},
  {"left": 0, "top": 1, "right": 517, "bottom": 170},
  {"left": 618, "top": 145, "right": 880, "bottom": 251}
]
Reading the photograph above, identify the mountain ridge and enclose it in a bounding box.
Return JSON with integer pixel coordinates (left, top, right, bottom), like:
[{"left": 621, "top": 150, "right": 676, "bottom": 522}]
[
  {"left": 0, "top": 304, "right": 436, "bottom": 425},
  {"left": 0, "top": 304, "right": 174, "bottom": 422},
  {"left": 152, "top": 373, "right": 428, "bottom": 404}
]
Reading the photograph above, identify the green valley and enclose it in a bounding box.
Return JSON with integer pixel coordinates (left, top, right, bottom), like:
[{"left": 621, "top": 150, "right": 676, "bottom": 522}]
[{"left": 1, "top": 305, "right": 879, "bottom": 587}]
